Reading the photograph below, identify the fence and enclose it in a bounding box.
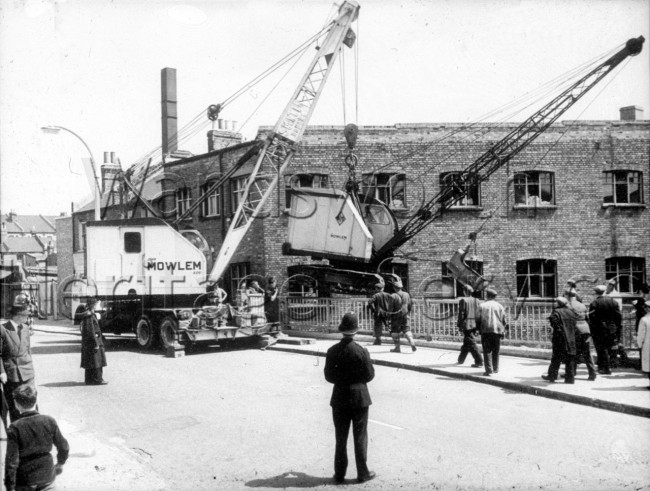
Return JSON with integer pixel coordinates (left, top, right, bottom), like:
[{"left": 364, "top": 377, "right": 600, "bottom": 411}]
[{"left": 279, "top": 296, "right": 640, "bottom": 350}]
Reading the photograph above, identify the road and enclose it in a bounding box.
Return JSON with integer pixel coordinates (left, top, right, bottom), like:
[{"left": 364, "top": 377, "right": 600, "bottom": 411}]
[{"left": 9, "top": 329, "right": 650, "bottom": 491}]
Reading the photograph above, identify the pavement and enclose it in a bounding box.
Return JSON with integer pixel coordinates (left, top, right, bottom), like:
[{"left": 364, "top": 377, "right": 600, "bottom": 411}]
[{"left": 24, "top": 319, "right": 650, "bottom": 419}]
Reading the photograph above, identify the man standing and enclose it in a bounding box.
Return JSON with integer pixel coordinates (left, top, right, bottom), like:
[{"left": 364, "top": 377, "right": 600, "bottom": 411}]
[
  {"left": 478, "top": 288, "right": 508, "bottom": 376},
  {"left": 1, "top": 293, "right": 36, "bottom": 423},
  {"left": 5, "top": 385, "right": 69, "bottom": 491},
  {"left": 456, "top": 285, "right": 483, "bottom": 367},
  {"left": 566, "top": 289, "right": 597, "bottom": 381},
  {"left": 542, "top": 297, "right": 578, "bottom": 384},
  {"left": 367, "top": 282, "right": 393, "bottom": 346},
  {"left": 80, "top": 298, "right": 107, "bottom": 385},
  {"left": 588, "top": 285, "right": 621, "bottom": 375},
  {"left": 264, "top": 277, "right": 280, "bottom": 325},
  {"left": 389, "top": 277, "right": 417, "bottom": 353},
  {"left": 324, "top": 312, "right": 376, "bottom": 485}
]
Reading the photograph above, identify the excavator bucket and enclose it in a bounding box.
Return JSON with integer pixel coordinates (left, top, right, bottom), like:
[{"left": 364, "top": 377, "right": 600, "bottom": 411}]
[{"left": 447, "top": 245, "right": 490, "bottom": 292}]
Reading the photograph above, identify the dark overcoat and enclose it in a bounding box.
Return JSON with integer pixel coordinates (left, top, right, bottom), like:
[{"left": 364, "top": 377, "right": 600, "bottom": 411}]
[
  {"left": 324, "top": 337, "right": 374, "bottom": 408},
  {"left": 549, "top": 306, "right": 578, "bottom": 355},
  {"left": 0, "top": 321, "right": 35, "bottom": 382},
  {"left": 80, "top": 312, "right": 107, "bottom": 369}
]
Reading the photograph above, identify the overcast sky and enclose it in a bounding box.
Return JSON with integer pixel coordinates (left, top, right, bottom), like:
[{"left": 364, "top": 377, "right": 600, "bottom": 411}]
[{"left": 1, "top": 0, "right": 648, "bottom": 216}]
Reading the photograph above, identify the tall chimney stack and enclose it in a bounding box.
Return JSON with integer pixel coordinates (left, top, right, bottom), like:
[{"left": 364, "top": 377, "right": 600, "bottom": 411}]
[{"left": 161, "top": 67, "right": 178, "bottom": 154}]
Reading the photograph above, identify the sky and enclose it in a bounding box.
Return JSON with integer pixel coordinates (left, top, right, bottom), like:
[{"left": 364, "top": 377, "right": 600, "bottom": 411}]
[{"left": 1, "top": 0, "right": 648, "bottom": 216}]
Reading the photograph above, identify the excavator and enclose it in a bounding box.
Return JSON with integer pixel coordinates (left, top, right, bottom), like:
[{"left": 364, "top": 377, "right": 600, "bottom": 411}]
[{"left": 279, "top": 35, "right": 645, "bottom": 294}]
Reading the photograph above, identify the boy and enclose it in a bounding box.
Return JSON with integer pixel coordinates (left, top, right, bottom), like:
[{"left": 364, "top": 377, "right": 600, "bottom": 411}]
[{"left": 5, "top": 385, "right": 69, "bottom": 491}]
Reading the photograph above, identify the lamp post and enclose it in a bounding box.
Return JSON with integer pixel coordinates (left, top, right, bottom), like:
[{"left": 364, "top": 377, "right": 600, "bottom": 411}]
[
  {"left": 41, "top": 125, "right": 101, "bottom": 221},
  {"left": 44, "top": 241, "right": 52, "bottom": 319}
]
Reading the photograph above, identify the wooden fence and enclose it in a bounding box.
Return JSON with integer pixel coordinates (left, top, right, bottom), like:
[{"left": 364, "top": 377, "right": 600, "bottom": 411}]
[{"left": 279, "top": 296, "right": 640, "bottom": 350}]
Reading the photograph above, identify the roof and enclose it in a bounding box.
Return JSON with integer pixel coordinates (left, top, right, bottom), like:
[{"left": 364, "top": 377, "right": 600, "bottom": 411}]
[
  {"left": 1, "top": 235, "right": 45, "bottom": 253},
  {"left": 2, "top": 214, "right": 57, "bottom": 234}
]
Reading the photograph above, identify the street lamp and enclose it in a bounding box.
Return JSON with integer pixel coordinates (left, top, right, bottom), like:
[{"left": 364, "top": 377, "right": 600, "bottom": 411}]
[
  {"left": 41, "top": 125, "right": 101, "bottom": 221},
  {"left": 44, "top": 241, "right": 53, "bottom": 319}
]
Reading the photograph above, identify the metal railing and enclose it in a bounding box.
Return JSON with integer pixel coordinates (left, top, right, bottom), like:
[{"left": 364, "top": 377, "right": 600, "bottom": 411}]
[{"left": 279, "top": 296, "right": 640, "bottom": 350}]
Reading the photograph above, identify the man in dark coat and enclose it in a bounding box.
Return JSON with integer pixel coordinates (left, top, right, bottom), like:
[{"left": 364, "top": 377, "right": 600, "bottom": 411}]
[
  {"left": 324, "top": 312, "right": 376, "bottom": 485},
  {"left": 456, "top": 285, "right": 483, "bottom": 367},
  {"left": 367, "top": 282, "right": 393, "bottom": 346},
  {"left": 1, "top": 293, "right": 36, "bottom": 423},
  {"left": 80, "top": 298, "right": 107, "bottom": 385},
  {"left": 542, "top": 297, "right": 578, "bottom": 384},
  {"left": 588, "top": 285, "right": 621, "bottom": 375}
]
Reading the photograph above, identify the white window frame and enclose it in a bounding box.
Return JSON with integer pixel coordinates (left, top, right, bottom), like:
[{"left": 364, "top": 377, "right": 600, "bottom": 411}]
[
  {"left": 603, "top": 170, "right": 643, "bottom": 205},
  {"left": 362, "top": 173, "right": 406, "bottom": 209},
  {"left": 284, "top": 173, "right": 329, "bottom": 209},
  {"left": 175, "top": 188, "right": 192, "bottom": 217},
  {"left": 514, "top": 171, "right": 555, "bottom": 206},
  {"left": 440, "top": 172, "right": 481, "bottom": 207},
  {"left": 202, "top": 183, "right": 221, "bottom": 217}
]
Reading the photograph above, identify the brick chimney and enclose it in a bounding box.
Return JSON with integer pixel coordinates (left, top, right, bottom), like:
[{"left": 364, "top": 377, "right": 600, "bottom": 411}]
[
  {"left": 619, "top": 105, "right": 643, "bottom": 121},
  {"left": 101, "top": 151, "right": 121, "bottom": 193},
  {"left": 207, "top": 119, "right": 243, "bottom": 151},
  {"left": 161, "top": 67, "right": 178, "bottom": 154}
]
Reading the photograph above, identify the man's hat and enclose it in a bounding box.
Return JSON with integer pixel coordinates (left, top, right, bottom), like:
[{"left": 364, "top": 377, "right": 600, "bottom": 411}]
[
  {"left": 594, "top": 285, "right": 606, "bottom": 294},
  {"left": 338, "top": 312, "right": 359, "bottom": 335},
  {"left": 485, "top": 288, "right": 497, "bottom": 298},
  {"left": 555, "top": 297, "right": 569, "bottom": 306},
  {"left": 374, "top": 282, "right": 384, "bottom": 290},
  {"left": 563, "top": 289, "right": 576, "bottom": 297},
  {"left": 12, "top": 293, "right": 31, "bottom": 310},
  {"left": 86, "top": 297, "right": 99, "bottom": 308}
]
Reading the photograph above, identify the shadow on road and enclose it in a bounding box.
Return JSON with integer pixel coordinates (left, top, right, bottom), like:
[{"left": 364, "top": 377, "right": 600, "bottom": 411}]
[
  {"left": 31, "top": 344, "right": 80, "bottom": 355},
  {"left": 246, "top": 471, "right": 333, "bottom": 488},
  {"left": 40, "top": 381, "right": 87, "bottom": 388}
]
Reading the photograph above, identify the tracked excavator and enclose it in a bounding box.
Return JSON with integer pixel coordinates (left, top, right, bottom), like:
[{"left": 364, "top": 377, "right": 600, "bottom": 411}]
[{"left": 281, "top": 36, "right": 645, "bottom": 294}]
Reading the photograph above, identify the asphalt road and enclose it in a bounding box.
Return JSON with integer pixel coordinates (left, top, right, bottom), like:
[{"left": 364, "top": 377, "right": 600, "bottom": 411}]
[{"left": 9, "top": 330, "right": 650, "bottom": 491}]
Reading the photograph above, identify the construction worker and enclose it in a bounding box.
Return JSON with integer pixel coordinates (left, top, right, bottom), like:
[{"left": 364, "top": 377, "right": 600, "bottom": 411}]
[
  {"left": 389, "top": 277, "right": 417, "bottom": 353},
  {"left": 367, "top": 282, "right": 392, "bottom": 346}
]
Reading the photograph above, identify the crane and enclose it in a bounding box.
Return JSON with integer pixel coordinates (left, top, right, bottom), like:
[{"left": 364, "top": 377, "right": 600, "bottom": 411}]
[
  {"left": 207, "top": 0, "right": 360, "bottom": 283},
  {"left": 284, "top": 36, "right": 645, "bottom": 293}
]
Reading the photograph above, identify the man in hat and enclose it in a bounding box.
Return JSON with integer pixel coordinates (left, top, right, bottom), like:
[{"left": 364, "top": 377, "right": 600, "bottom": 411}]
[
  {"left": 80, "top": 298, "right": 107, "bottom": 385},
  {"left": 324, "top": 312, "right": 376, "bottom": 485},
  {"left": 389, "top": 277, "right": 417, "bottom": 353},
  {"left": 542, "top": 297, "right": 579, "bottom": 384},
  {"left": 1, "top": 293, "right": 36, "bottom": 423},
  {"left": 565, "top": 289, "right": 597, "bottom": 381},
  {"left": 478, "top": 288, "right": 508, "bottom": 376},
  {"left": 588, "top": 285, "right": 621, "bottom": 375},
  {"left": 456, "top": 285, "right": 483, "bottom": 367},
  {"left": 367, "top": 282, "right": 393, "bottom": 346}
]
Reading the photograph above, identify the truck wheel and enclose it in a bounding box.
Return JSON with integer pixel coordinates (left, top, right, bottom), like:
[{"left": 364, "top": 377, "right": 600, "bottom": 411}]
[
  {"left": 159, "top": 317, "right": 178, "bottom": 350},
  {"left": 136, "top": 317, "right": 156, "bottom": 349}
]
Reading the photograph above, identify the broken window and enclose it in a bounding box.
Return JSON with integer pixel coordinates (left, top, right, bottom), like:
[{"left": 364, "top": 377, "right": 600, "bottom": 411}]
[
  {"left": 362, "top": 173, "right": 406, "bottom": 209},
  {"left": 514, "top": 172, "right": 554, "bottom": 206},
  {"left": 440, "top": 172, "right": 480, "bottom": 207},
  {"left": 603, "top": 170, "right": 643, "bottom": 205},
  {"left": 284, "top": 173, "right": 329, "bottom": 209},
  {"left": 605, "top": 257, "right": 646, "bottom": 297},
  {"left": 516, "top": 259, "right": 557, "bottom": 299}
]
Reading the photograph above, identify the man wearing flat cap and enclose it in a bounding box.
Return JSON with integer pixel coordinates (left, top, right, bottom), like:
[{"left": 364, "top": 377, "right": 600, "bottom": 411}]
[
  {"left": 542, "top": 297, "right": 579, "bottom": 383},
  {"left": 80, "top": 298, "right": 107, "bottom": 385},
  {"left": 477, "top": 288, "right": 508, "bottom": 376},
  {"left": 1, "top": 293, "right": 36, "bottom": 423},
  {"left": 367, "top": 281, "right": 393, "bottom": 346},
  {"left": 588, "top": 285, "right": 621, "bottom": 375},
  {"left": 456, "top": 284, "right": 483, "bottom": 367},
  {"left": 324, "top": 312, "right": 376, "bottom": 484}
]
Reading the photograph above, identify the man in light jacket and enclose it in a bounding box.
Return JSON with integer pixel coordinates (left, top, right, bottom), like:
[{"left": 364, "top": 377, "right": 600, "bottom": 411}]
[{"left": 478, "top": 288, "right": 508, "bottom": 376}]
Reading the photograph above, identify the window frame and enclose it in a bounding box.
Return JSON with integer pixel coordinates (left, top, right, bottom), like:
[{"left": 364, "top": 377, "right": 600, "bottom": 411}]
[
  {"left": 284, "top": 173, "right": 330, "bottom": 209},
  {"left": 175, "top": 187, "right": 192, "bottom": 218},
  {"left": 230, "top": 176, "right": 249, "bottom": 214},
  {"left": 439, "top": 171, "right": 481, "bottom": 208},
  {"left": 201, "top": 182, "right": 221, "bottom": 218},
  {"left": 361, "top": 172, "right": 407, "bottom": 209},
  {"left": 516, "top": 258, "right": 557, "bottom": 299},
  {"left": 514, "top": 171, "right": 555, "bottom": 207},
  {"left": 228, "top": 262, "right": 250, "bottom": 302},
  {"left": 602, "top": 170, "right": 644, "bottom": 206},
  {"left": 605, "top": 257, "right": 647, "bottom": 298},
  {"left": 123, "top": 232, "right": 142, "bottom": 254}
]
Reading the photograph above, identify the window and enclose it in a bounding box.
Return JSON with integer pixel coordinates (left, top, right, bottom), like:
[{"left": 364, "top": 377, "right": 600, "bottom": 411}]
[
  {"left": 284, "top": 173, "right": 329, "bottom": 209},
  {"left": 442, "top": 261, "right": 484, "bottom": 298},
  {"left": 440, "top": 172, "right": 480, "bottom": 207},
  {"left": 176, "top": 188, "right": 192, "bottom": 217},
  {"left": 124, "top": 232, "right": 141, "bottom": 253},
  {"left": 229, "top": 262, "right": 250, "bottom": 301},
  {"left": 603, "top": 171, "right": 643, "bottom": 205},
  {"left": 75, "top": 220, "right": 86, "bottom": 252},
  {"left": 516, "top": 259, "right": 557, "bottom": 298},
  {"left": 230, "top": 176, "right": 249, "bottom": 213},
  {"left": 514, "top": 172, "right": 554, "bottom": 206},
  {"left": 362, "top": 173, "right": 406, "bottom": 209},
  {"left": 605, "top": 257, "right": 646, "bottom": 296},
  {"left": 201, "top": 182, "right": 221, "bottom": 217}
]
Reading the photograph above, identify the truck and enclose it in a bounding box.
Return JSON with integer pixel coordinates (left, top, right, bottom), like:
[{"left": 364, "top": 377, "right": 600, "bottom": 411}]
[{"left": 68, "top": 0, "right": 361, "bottom": 350}]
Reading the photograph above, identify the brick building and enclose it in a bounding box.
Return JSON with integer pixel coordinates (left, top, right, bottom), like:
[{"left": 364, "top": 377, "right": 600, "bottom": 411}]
[{"left": 151, "top": 106, "right": 648, "bottom": 303}]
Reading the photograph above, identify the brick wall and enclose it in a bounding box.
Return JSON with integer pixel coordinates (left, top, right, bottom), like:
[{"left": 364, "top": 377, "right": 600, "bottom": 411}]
[{"left": 158, "top": 119, "right": 649, "bottom": 301}]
